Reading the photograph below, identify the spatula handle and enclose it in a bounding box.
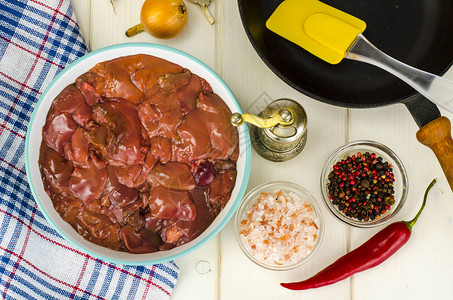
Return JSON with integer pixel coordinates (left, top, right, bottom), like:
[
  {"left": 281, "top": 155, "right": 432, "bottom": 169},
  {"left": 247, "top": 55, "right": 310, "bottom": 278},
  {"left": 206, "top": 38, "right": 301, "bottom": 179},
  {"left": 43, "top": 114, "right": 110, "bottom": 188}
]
[
  {"left": 347, "top": 34, "right": 453, "bottom": 114},
  {"left": 416, "top": 116, "right": 453, "bottom": 191}
]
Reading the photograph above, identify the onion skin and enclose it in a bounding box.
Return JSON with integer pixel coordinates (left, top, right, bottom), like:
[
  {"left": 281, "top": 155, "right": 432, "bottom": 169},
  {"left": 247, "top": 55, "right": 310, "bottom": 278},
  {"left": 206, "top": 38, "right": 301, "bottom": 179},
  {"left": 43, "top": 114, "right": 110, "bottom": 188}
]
[{"left": 126, "top": 0, "right": 188, "bottom": 39}]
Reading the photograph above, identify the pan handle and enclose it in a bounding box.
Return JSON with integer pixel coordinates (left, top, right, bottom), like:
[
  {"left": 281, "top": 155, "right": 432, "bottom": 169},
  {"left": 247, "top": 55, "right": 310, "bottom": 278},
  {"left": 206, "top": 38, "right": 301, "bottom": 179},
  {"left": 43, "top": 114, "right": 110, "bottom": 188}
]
[{"left": 416, "top": 116, "right": 453, "bottom": 191}]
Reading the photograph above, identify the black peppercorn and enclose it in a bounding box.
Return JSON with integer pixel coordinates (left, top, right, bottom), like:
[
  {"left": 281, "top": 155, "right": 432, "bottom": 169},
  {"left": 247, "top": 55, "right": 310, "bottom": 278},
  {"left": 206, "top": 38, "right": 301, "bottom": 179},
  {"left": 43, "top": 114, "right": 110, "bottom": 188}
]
[
  {"left": 375, "top": 162, "right": 384, "bottom": 170},
  {"left": 361, "top": 179, "right": 370, "bottom": 189}
]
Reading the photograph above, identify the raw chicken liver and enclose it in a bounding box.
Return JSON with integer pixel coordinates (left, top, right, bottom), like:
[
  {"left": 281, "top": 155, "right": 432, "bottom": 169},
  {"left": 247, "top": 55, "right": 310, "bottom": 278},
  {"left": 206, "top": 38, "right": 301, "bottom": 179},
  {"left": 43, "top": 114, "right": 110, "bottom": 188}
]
[{"left": 39, "top": 54, "right": 238, "bottom": 253}]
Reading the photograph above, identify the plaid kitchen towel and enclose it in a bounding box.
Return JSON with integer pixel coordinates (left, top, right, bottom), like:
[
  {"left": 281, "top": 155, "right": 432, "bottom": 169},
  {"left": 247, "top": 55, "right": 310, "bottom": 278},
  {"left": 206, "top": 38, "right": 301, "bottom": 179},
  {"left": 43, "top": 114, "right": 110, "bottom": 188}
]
[{"left": 0, "top": 1, "right": 179, "bottom": 299}]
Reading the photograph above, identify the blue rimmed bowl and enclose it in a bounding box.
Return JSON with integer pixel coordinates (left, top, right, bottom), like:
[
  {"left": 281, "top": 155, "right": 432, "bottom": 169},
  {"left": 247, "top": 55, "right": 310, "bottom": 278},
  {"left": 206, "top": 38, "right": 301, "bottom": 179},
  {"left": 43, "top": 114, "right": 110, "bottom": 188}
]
[{"left": 25, "top": 43, "right": 251, "bottom": 265}]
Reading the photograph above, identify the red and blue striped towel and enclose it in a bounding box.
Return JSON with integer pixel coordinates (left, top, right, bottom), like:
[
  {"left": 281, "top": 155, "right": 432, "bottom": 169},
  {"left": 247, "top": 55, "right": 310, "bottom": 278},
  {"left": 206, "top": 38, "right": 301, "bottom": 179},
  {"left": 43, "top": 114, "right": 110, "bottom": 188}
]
[{"left": 0, "top": 0, "right": 179, "bottom": 299}]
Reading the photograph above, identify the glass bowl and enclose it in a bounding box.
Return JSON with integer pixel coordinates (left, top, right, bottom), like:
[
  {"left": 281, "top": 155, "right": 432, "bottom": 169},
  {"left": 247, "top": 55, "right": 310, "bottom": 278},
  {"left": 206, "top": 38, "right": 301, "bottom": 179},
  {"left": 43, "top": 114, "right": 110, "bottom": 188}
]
[
  {"left": 320, "top": 140, "right": 408, "bottom": 228},
  {"left": 234, "top": 181, "right": 324, "bottom": 271}
]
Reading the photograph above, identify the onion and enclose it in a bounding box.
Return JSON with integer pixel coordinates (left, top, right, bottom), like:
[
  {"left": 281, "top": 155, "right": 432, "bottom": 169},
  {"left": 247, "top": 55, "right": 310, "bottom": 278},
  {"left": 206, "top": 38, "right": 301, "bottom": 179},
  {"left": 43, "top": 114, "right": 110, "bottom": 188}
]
[{"left": 126, "top": 0, "right": 188, "bottom": 39}]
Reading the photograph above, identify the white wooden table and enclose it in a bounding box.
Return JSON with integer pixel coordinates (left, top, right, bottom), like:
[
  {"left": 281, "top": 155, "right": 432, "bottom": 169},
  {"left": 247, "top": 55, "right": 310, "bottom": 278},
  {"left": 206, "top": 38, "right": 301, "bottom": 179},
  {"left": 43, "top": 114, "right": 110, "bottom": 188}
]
[{"left": 71, "top": 1, "right": 453, "bottom": 299}]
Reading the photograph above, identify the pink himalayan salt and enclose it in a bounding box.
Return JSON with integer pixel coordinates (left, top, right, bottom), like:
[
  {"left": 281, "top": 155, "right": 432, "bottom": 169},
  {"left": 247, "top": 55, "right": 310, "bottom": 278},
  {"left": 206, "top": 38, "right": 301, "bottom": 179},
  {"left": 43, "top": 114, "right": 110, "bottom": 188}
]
[{"left": 239, "top": 190, "right": 319, "bottom": 266}]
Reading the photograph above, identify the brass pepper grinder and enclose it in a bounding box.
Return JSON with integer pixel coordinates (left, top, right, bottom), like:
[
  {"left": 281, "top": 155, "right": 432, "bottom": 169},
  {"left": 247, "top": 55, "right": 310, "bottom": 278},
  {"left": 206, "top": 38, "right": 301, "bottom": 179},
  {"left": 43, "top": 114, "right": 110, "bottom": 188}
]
[{"left": 231, "top": 98, "right": 307, "bottom": 162}]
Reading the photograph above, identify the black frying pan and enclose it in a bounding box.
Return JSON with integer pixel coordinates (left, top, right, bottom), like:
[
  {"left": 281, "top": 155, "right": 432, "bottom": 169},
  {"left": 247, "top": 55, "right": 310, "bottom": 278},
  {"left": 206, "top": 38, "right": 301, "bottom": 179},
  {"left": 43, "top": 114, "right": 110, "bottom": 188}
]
[{"left": 238, "top": 0, "right": 453, "bottom": 190}]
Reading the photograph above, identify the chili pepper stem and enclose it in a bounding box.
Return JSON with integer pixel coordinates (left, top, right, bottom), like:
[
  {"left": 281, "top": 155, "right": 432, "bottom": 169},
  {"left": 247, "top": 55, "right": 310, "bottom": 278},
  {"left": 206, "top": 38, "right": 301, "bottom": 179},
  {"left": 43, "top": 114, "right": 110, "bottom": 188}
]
[
  {"left": 125, "top": 23, "right": 145, "bottom": 37},
  {"left": 404, "top": 178, "right": 437, "bottom": 231}
]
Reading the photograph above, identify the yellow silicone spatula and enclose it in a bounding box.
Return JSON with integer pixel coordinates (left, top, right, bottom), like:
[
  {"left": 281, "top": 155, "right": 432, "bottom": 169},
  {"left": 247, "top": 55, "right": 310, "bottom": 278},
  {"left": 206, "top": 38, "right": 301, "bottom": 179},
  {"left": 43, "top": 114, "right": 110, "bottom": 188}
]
[{"left": 266, "top": 0, "right": 453, "bottom": 113}]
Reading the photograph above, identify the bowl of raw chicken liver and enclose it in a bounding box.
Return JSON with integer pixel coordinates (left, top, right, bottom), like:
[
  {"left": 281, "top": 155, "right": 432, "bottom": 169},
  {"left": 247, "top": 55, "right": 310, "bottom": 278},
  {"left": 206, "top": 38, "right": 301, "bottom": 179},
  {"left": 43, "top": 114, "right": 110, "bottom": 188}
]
[{"left": 25, "top": 43, "right": 251, "bottom": 265}]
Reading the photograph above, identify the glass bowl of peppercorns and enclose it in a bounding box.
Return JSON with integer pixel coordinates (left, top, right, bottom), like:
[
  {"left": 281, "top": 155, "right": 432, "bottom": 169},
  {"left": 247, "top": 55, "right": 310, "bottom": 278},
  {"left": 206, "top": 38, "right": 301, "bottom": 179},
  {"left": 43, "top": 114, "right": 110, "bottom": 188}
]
[{"left": 320, "top": 140, "right": 408, "bottom": 228}]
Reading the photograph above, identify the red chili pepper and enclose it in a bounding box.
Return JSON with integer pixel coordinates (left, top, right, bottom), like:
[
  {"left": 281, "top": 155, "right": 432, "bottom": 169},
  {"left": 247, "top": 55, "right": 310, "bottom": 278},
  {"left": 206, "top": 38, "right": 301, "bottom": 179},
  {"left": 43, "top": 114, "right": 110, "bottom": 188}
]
[{"left": 281, "top": 178, "right": 437, "bottom": 291}]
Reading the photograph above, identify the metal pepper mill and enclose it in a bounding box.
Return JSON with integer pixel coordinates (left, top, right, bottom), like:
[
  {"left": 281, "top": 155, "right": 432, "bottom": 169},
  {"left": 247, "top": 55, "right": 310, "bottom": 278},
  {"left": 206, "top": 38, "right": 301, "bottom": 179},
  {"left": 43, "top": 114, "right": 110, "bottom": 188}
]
[{"left": 231, "top": 98, "right": 307, "bottom": 162}]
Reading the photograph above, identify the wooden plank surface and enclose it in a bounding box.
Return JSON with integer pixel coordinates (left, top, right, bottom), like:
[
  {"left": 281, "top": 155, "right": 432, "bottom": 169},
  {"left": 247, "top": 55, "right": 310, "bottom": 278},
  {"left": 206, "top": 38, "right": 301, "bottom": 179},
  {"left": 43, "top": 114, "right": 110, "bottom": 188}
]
[{"left": 71, "top": 0, "right": 453, "bottom": 299}]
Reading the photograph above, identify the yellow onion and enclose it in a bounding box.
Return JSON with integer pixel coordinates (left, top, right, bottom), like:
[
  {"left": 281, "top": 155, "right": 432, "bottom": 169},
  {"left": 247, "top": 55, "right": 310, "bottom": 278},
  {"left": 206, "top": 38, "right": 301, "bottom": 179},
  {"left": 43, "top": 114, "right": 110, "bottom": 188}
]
[{"left": 126, "top": 0, "right": 188, "bottom": 39}]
